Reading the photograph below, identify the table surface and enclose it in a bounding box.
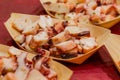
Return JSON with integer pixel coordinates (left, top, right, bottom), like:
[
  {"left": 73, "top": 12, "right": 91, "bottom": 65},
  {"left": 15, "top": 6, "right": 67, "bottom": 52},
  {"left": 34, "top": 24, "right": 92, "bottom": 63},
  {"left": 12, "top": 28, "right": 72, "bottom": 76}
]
[{"left": 0, "top": 0, "right": 120, "bottom": 80}]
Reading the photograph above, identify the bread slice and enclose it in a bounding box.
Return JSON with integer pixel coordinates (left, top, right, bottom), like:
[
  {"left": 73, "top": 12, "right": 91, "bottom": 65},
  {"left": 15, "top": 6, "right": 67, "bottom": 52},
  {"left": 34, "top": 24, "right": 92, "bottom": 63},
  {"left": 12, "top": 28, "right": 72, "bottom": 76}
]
[
  {"left": 65, "top": 47, "right": 78, "bottom": 54},
  {"left": 33, "top": 31, "right": 49, "bottom": 44},
  {"left": 22, "top": 22, "right": 39, "bottom": 35},
  {"left": 80, "top": 37, "right": 97, "bottom": 53},
  {"left": 15, "top": 53, "right": 29, "bottom": 80},
  {"left": 2, "top": 57, "right": 17, "bottom": 72},
  {"left": 12, "top": 16, "right": 32, "bottom": 32},
  {"left": 38, "top": 15, "right": 54, "bottom": 29},
  {"left": 55, "top": 40, "right": 76, "bottom": 52},
  {"left": 29, "top": 31, "right": 49, "bottom": 49},
  {"left": 65, "top": 12, "right": 77, "bottom": 20},
  {"left": 54, "top": 22, "right": 64, "bottom": 33},
  {"left": 65, "top": 26, "right": 90, "bottom": 37},
  {"left": 8, "top": 46, "right": 22, "bottom": 56},
  {"left": 52, "top": 31, "right": 71, "bottom": 44}
]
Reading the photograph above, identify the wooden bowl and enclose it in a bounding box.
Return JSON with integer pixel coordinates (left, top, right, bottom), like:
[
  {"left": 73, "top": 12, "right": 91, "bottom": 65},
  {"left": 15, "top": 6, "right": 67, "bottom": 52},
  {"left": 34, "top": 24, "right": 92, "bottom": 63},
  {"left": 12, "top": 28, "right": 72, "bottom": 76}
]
[
  {"left": 4, "top": 13, "right": 110, "bottom": 64},
  {"left": 40, "top": 0, "right": 120, "bottom": 28},
  {"left": 0, "top": 44, "right": 73, "bottom": 80}
]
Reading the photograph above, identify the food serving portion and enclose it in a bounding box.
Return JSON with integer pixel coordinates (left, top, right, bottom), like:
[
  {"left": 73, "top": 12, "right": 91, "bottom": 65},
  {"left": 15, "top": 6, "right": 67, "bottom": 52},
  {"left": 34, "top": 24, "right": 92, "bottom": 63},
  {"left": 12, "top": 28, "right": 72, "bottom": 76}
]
[
  {"left": 5, "top": 13, "right": 110, "bottom": 64},
  {"left": 12, "top": 15, "right": 97, "bottom": 59},
  {"left": 41, "top": 0, "right": 120, "bottom": 28},
  {"left": 0, "top": 44, "right": 73, "bottom": 80}
]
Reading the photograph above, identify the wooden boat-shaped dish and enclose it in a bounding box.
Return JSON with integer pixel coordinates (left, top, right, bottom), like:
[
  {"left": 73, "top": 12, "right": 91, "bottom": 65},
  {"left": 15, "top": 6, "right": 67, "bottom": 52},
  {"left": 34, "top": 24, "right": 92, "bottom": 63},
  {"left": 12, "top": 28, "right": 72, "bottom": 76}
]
[
  {"left": 104, "top": 33, "right": 120, "bottom": 73},
  {"left": 40, "top": 0, "right": 120, "bottom": 28},
  {"left": 0, "top": 44, "right": 73, "bottom": 80},
  {"left": 4, "top": 13, "right": 110, "bottom": 64}
]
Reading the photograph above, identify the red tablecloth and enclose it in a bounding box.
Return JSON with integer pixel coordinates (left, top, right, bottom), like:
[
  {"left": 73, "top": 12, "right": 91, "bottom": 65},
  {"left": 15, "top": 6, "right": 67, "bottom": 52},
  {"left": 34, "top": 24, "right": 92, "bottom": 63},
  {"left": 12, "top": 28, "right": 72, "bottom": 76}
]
[{"left": 0, "top": 0, "right": 120, "bottom": 80}]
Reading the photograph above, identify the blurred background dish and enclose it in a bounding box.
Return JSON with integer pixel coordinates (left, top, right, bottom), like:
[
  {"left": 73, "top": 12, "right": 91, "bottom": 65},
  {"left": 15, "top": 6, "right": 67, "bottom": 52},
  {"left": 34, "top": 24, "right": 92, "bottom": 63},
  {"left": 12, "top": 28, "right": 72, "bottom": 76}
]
[{"left": 40, "top": 0, "right": 120, "bottom": 28}]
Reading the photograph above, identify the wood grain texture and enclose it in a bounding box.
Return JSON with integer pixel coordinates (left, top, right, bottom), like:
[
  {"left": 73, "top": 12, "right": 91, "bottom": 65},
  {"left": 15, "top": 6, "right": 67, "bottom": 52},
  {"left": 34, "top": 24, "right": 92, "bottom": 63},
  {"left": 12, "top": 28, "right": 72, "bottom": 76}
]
[
  {"left": 104, "top": 33, "right": 120, "bottom": 72},
  {"left": 4, "top": 13, "right": 111, "bottom": 64}
]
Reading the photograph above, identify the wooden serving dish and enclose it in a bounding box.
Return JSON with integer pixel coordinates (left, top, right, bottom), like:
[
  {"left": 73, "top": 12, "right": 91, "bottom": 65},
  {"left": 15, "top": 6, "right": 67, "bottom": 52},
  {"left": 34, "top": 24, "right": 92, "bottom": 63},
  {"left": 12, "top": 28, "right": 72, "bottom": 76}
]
[
  {"left": 40, "top": 0, "right": 120, "bottom": 28},
  {"left": 104, "top": 33, "right": 120, "bottom": 73},
  {"left": 4, "top": 13, "right": 110, "bottom": 64},
  {"left": 0, "top": 44, "right": 73, "bottom": 80}
]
